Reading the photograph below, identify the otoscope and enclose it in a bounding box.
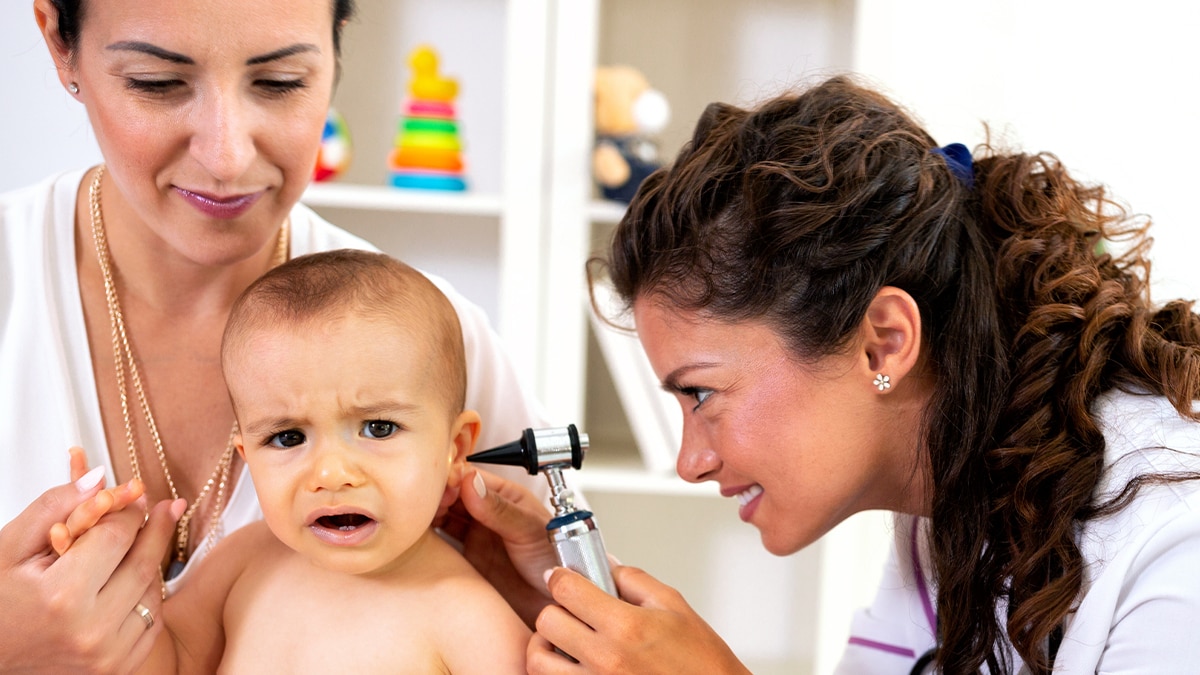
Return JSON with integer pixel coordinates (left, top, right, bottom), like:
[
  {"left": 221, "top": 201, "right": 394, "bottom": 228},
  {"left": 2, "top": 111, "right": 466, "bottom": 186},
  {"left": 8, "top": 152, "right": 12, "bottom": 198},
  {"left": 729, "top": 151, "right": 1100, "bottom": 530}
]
[{"left": 467, "top": 425, "right": 618, "bottom": 597}]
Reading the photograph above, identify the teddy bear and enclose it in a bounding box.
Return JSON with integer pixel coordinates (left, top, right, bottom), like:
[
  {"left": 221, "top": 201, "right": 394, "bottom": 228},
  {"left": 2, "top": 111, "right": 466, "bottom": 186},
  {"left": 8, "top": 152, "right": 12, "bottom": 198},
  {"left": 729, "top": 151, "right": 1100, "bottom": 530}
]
[{"left": 592, "top": 65, "right": 670, "bottom": 203}]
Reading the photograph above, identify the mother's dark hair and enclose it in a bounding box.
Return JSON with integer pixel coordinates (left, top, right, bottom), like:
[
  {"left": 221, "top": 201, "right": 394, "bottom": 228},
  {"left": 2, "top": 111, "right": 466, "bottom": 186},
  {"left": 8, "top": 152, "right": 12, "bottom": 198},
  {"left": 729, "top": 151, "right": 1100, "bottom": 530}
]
[
  {"left": 592, "top": 74, "right": 1200, "bottom": 673},
  {"left": 48, "top": 0, "right": 357, "bottom": 56}
]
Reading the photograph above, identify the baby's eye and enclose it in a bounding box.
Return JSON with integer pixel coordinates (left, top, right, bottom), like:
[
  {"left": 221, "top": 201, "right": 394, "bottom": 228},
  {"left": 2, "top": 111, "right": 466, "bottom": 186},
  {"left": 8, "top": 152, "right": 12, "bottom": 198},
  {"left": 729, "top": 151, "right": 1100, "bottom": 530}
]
[
  {"left": 362, "top": 420, "right": 398, "bottom": 439},
  {"left": 269, "top": 429, "right": 306, "bottom": 448}
]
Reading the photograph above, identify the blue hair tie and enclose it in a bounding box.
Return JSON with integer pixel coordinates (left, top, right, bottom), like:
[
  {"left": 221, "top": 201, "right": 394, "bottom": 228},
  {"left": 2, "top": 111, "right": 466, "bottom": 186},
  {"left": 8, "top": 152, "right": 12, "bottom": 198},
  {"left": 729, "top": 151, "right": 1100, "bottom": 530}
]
[{"left": 930, "top": 142, "right": 974, "bottom": 189}]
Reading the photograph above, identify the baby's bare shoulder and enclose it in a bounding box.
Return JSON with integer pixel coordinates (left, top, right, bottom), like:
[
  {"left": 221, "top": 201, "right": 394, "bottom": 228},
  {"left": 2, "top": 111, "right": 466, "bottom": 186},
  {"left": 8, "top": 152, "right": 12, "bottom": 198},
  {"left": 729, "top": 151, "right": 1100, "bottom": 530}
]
[{"left": 416, "top": 539, "right": 532, "bottom": 674}]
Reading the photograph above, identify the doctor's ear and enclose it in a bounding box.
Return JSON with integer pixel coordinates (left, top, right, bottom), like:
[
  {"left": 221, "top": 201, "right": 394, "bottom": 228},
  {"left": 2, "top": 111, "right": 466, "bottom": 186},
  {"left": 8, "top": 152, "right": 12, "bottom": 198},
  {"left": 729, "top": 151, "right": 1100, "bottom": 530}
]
[{"left": 858, "top": 286, "right": 922, "bottom": 388}]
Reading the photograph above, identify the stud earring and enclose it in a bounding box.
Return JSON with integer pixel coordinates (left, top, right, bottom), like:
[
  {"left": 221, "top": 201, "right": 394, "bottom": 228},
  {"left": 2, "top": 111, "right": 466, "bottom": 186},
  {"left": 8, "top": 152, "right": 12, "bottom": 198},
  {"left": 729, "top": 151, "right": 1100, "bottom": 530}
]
[
  {"left": 67, "top": 82, "right": 79, "bottom": 95},
  {"left": 873, "top": 373, "right": 891, "bottom": 391}
]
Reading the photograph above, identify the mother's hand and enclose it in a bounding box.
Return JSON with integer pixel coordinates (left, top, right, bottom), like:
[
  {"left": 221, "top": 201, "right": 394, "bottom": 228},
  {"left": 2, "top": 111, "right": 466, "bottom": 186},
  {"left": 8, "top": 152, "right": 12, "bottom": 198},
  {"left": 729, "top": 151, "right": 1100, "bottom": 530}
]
[
  {"left": 528, "top": 565, "right": 751, "bottom": 675},
  {"left": 0, "top": 475, "right": 180, "bottom": 673}
]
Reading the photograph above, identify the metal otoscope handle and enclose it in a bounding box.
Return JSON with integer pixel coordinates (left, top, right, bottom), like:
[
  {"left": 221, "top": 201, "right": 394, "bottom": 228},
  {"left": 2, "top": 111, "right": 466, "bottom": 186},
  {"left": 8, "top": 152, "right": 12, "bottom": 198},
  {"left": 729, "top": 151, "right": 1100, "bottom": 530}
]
[{"left": 467, "top": 425, "right": 618, "bottom": 596}]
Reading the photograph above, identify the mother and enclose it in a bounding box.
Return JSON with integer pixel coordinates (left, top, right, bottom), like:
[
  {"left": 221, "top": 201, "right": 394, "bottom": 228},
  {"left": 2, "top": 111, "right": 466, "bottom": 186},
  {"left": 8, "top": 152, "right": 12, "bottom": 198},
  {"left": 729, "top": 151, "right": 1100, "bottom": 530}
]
[{"left": 0, "top": 1, "right": 548, "bottom": 671}]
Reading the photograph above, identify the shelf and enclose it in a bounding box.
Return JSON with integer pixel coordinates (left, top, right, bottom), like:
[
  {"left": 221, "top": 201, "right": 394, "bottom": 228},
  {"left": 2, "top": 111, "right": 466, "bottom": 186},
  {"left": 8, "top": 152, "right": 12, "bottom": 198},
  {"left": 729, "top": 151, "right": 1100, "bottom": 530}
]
[
  {"left": 589, "top": 199, "right": 627, "bottom": 224},
  {"left": 301, "top": 182, "right": 504, "bottom": 217}
]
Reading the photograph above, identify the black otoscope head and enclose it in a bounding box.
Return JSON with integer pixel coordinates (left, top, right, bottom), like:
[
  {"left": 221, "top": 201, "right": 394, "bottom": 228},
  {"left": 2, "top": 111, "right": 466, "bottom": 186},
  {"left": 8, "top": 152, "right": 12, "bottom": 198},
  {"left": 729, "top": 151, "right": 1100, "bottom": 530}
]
[{"left": 467, "top": 425, "right": 586, "bottom": 475}]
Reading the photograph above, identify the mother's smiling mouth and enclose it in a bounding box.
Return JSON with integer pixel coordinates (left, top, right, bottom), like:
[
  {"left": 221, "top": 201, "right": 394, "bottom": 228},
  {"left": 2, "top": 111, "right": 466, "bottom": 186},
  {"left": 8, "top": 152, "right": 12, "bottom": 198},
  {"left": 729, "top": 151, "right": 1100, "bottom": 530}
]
[{"left": 173, "top": 186, "right": 263, "bottom": 219}]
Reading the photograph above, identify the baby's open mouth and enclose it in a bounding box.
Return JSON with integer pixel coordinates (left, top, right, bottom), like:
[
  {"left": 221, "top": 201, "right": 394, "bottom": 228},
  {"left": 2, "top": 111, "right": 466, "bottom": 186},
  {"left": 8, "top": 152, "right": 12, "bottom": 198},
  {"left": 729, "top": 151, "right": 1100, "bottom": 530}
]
[{"left": 315, "top": 513, "right": 373, "bottom": 531}]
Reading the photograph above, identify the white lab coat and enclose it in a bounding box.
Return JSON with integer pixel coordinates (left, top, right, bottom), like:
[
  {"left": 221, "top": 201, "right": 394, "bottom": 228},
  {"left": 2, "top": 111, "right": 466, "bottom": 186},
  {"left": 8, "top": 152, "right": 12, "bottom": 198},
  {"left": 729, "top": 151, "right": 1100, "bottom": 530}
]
[{"left": 836, "top": 389, "right": 1200, "bottom": 673}]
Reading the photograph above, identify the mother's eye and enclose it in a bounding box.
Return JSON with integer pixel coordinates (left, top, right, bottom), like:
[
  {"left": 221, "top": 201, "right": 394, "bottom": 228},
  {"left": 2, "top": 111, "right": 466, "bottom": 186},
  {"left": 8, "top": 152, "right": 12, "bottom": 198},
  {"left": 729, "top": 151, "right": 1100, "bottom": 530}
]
[
  {"left": 363, "top": 420, "right": 398, "bottom": 439},
  {"left": 124, "top": 77, "right": 187, "bottom": 94},
  {"left": 256, "top": 78, "right": 307, "bottom": 98}
]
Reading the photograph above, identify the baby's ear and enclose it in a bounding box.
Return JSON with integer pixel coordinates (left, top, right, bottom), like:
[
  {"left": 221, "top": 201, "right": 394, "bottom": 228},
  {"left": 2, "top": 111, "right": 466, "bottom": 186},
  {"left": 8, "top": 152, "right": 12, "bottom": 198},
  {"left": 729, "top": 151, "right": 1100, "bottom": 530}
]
[
  {"left": 437, "top": 410, "right": 481, "bottom": 514},
  {"left": 234, "top": 433, "right": 248, "bottom": 461},
  {"left": 447, "top": 410, "right": 482, "bottom": 475}
]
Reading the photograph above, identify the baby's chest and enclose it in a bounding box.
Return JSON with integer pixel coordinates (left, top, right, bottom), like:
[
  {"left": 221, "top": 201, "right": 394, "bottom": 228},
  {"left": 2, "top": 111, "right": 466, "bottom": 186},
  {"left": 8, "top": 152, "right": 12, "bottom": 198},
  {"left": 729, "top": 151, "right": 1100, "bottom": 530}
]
[{"left": 219, "top": 569, "right": 450, "bottom": 674}]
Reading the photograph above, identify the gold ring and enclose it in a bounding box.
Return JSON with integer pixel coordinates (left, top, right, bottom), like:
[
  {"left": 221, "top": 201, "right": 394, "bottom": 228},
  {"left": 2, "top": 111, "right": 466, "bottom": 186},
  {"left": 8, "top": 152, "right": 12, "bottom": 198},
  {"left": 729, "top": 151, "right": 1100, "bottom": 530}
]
[{"left": 134, "top": 603, "right": 154, "bottom": 630}]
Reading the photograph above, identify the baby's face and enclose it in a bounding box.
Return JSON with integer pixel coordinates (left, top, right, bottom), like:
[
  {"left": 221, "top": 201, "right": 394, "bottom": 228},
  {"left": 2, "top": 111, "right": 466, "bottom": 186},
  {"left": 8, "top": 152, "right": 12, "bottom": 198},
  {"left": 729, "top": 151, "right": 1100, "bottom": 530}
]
[{"left": 226, "top": 313, "right": 463, "bottom": 576}]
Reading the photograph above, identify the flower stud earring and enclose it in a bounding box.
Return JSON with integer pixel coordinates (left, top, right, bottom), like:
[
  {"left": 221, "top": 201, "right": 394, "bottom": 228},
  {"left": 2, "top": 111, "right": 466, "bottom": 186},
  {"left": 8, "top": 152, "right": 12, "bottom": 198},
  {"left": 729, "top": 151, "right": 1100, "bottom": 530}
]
[
  {"left": 873, "top": 373, "right": 891, "bottom": 391},
  {"left": 68, "top": 82, "right": 79, "bottom": 95}
]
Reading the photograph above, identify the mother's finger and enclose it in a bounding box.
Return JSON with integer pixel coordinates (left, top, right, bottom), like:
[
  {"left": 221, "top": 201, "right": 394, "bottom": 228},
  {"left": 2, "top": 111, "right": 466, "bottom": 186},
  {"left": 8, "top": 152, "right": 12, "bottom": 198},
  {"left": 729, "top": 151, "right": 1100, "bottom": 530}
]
[
  {"left": 112, "top": 596, "right": 162, "bottom": 672},
  {"left": 0, "top": 470, "right": 106, "bottom": 562},
  {"left": 51, "top": 498, "right": 152, "bottom": 594},
  {"left": 98, "top": 499, "right": 183, "bottom": 614}
]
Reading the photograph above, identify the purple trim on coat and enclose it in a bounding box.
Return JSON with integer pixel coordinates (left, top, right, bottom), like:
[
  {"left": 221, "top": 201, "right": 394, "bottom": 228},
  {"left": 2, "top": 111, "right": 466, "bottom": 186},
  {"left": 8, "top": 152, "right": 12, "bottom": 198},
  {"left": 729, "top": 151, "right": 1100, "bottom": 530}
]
[{"left": 847, "top": 636, "right": 917, "bottom": 658}]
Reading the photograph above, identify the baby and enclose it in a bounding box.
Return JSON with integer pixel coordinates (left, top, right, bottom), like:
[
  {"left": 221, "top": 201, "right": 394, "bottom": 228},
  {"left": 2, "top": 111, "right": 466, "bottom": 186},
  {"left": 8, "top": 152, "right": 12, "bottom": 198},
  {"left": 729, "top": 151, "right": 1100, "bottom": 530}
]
[{"left": 52, "top": 250, "right": 530, "bottom": 673}]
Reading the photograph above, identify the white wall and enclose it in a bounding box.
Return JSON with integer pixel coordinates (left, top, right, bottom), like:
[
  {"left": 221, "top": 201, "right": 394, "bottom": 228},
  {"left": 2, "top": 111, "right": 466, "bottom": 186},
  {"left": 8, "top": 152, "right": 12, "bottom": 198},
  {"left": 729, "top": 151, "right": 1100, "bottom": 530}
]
[
  {"left": 0, "top": 5, "right": 101, "bottom": 192},
  {"left": 853, "top": 0, "right": 1200, "bottom": 302}
]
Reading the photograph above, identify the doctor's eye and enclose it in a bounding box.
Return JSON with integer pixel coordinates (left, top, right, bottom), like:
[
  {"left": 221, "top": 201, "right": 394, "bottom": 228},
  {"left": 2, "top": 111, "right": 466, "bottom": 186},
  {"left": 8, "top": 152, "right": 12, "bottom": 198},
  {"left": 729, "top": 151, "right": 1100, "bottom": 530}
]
[
  {"left": 269, "top": 429, "right": 306, "bottom": 448},
  {"left": 362, "top": 420, "right": 399, "bottom": 439},
  {"left": 681, "top": 387, "right": 713, "bottom": 411}
]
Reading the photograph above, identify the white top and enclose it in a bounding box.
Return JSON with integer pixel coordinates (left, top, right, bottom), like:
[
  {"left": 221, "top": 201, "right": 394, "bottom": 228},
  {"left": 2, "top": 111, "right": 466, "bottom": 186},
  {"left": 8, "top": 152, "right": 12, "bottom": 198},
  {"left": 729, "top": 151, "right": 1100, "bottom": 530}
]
[
  {"left": 835, "top": 389, "right": 1200, "bottom": 673},
  {"left": 0, "top": 169, "right": 552, "bottom": 590}
]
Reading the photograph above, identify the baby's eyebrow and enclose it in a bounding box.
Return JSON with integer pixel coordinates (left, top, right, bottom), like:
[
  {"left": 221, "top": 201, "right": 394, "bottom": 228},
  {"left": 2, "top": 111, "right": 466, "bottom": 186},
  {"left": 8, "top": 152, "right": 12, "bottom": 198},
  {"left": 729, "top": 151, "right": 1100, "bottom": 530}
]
[
  {"left": 342, "top": 401, "right": 422, "bottom": 418},
  {"left": 243, "top": 416, "right": 302, "bottom": 437}
]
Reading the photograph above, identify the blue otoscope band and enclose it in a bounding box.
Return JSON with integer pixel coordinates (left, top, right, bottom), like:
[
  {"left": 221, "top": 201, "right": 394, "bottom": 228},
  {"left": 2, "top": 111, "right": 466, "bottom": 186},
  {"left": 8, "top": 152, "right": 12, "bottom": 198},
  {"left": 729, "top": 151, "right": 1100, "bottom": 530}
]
[{"left": 930, "top": 142, "right": 974, "bottom": 189}]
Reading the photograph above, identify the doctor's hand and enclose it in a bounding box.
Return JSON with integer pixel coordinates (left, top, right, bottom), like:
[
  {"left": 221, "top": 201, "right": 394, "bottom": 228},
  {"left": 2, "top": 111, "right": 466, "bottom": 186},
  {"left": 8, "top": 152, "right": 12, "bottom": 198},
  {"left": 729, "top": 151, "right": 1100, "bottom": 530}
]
[
  {"left": 528, "top": 564, "right": 751, "bottom": 675},
  {"left": 453, "top": 468, "right": 560, "bottom": 627}
]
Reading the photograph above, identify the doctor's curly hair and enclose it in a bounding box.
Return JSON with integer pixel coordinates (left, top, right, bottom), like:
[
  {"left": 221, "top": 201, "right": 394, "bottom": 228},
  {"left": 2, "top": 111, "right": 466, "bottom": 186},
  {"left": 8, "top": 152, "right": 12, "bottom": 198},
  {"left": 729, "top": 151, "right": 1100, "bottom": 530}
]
[{"left": 592, "top": 75, "right": 1200, "bottom": 674}]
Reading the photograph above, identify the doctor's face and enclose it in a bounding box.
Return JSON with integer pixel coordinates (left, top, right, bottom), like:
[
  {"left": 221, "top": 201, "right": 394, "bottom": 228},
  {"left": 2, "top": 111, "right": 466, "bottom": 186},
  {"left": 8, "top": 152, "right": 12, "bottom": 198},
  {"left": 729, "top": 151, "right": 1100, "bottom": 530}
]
[
  {"left": 42, "top": 0, "right": 337, "bottom": 266},
  {"left": 633, "top": 296, "right": 918, "bottom": 555}
]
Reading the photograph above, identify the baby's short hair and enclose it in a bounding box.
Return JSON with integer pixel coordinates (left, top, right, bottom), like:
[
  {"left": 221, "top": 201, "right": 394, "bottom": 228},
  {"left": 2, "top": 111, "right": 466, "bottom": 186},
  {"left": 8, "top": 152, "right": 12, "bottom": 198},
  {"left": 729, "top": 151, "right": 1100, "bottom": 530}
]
[{"left": 222, "top": 249, "right": 467, "bottom": 412}]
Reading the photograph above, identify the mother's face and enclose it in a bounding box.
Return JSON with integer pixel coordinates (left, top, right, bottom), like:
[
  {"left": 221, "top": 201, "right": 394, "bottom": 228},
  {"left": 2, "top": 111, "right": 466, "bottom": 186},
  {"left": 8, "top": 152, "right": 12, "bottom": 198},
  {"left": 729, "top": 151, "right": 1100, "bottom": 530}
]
[{"left": 38, "top": 0, "right": 337, "bottom": 265}]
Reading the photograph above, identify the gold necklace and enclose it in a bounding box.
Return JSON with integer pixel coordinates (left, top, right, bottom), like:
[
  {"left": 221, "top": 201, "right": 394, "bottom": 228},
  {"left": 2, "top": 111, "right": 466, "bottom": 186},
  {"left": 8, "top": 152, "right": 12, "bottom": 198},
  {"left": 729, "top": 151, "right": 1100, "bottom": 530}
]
[{"left": 88, "top": 165, "right": 289, "bottom": 578}]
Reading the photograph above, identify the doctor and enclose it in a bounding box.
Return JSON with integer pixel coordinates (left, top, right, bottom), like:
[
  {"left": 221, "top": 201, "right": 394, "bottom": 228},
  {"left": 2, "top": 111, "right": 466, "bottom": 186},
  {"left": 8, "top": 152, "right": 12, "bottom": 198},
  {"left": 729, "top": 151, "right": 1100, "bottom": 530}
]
[{"left": 462, "top": 75, "right": 1200, "bottom": 674}]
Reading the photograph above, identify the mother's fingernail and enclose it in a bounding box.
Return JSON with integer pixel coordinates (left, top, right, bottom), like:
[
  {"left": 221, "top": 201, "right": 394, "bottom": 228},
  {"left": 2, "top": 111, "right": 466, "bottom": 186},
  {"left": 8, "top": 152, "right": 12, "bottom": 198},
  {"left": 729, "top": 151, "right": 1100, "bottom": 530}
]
[
  {"left": 74, "top": 466, "right": 105, "bottom": 493},
  {"left": 473, "top": 472, "right": 486, "bottom": 499},
  {"left": 169, "top": 499, "right": 187, "bottom": 520}
]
